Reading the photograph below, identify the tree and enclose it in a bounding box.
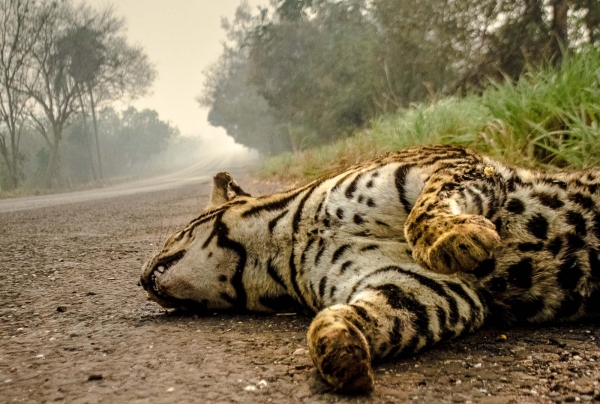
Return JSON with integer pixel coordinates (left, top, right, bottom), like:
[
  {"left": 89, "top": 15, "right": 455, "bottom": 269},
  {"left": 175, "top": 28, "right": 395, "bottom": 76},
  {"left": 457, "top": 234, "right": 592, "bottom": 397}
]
[
  {"left": 202, "top": 51, "right": 289, "bottom": 155},
  {"left": 99, "top": 106, "right": 178, "bottom": 174},
  {"left": 60, "top": 5, "right": 155, "bottom": 180},
  {"left": 22, "top": 1, "right": 82, "bottom": 187},
  {"left": 551, "top": 0, "right": 570, "bottom": 64},
  {"left": 249, "top": 1, "right": 381, "bottom": 142},
  {"left": 0, "top": 0, "right": 48, "bottom": 188},
  {"left": 57, "top": 25, "right": 103, "bottom": 180},
  {"left": 371, "top": 0, "right": 462, "bottom": 104},
  {"left": 200, "top": 3, "right": 290, "bottom": 155},
  {"left": 21, "top": 1, "right": 155, "bottom": 187}
]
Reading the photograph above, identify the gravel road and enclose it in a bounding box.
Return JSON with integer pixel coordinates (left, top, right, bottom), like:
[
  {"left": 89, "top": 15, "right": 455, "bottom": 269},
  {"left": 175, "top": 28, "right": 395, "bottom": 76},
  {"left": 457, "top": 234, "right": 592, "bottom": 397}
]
[{"left": 1, "top": 157, "right": 600, "bottom": 403}]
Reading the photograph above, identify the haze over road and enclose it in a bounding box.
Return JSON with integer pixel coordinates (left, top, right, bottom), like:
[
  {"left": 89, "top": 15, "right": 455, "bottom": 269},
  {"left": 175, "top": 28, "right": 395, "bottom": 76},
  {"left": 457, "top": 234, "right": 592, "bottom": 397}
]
[{"left": 0, "top": 150, "right": 257, "bottom": 213}]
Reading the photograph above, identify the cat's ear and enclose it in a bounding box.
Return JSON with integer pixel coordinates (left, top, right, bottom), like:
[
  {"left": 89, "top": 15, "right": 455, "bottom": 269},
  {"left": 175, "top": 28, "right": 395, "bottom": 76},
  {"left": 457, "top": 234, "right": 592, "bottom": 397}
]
[{"left": 208, "top": 172, "right": 251, "bottom": 208}]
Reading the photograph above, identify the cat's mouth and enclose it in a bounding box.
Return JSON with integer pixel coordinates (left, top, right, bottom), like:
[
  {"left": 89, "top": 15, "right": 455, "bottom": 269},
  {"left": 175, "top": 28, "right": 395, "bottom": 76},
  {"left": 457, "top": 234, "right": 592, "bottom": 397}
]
[{"left": 140, "top": 251, "right": 187, "bottom": 308}]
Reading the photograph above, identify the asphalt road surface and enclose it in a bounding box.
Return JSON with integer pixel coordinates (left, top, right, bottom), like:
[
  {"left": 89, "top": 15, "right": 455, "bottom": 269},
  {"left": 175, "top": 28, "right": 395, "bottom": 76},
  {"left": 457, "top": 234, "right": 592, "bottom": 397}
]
[{"left": 1, "top": 153, "right": 600, "bottom": 403}]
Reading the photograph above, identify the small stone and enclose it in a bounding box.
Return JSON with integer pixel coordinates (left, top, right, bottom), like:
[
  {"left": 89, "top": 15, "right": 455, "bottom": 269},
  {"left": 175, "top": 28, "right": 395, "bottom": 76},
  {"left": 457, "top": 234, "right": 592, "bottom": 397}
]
[
  {"left": 496, "top": 334, "right": 507, "bottom": 342},
  {"left": 9, "top": 368, "right": 16, "bottom": 373},
  {"left": 4, "top": 379, "right": 12, "bottom": 384},
  {"left": 293, "top": 348, "right": 308, "bottom": 356},
  {"left": 167, "top": 387, "right": 174, "bottom": 392},
  {"left": 257, "top": 380, "right": 268, "bottom": 388},
  {"left": 580, "top": 395, "right": 593, "bottom": 402},
  {"left": 473, "top": 363, "right": 482, "bottom": 368},
  {"left": 244, "top": 385, "right": 256, "bottom": 391},
  {"left": 87, "top": 374, "right": 102, "bottom": 381},
  {"left": 36, "top": 354, "right": 44, "bottom": 358},
  {"left": 107, "top": 277, "right": 116, "bottom": 280},
  {"left": 56, "top": 306, "right": 66, "bottom": 313}
]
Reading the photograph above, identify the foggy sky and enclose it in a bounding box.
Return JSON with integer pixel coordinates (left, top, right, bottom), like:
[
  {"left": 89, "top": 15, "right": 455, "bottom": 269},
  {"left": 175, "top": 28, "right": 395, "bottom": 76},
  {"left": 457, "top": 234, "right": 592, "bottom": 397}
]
[{"left": 80, "top": 0, "right": 268, "bottom": 148}]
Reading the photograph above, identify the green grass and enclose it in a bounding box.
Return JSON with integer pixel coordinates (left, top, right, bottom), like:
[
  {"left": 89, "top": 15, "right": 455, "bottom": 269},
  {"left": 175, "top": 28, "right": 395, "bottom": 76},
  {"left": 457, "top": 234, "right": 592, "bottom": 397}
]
[{"left": 260, "top": 48, "right": 600, "bottom": 183}]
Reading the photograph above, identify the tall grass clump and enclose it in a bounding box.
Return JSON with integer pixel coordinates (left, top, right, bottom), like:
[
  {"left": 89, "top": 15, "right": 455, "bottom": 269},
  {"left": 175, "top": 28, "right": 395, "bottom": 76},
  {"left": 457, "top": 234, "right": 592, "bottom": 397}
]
[
  {"left": 478, "top": 48, "right": 600, "bottom": 168},
  {"left": 260, "top": 48, "right": 600, "bottom": 182}
]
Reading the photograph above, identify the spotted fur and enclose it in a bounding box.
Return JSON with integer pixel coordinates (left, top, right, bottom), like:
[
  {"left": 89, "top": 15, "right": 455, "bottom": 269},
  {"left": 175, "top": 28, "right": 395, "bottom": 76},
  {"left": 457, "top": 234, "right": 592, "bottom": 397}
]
[{"left": 140, "top": 145, "right": 600, "bottom": 393}]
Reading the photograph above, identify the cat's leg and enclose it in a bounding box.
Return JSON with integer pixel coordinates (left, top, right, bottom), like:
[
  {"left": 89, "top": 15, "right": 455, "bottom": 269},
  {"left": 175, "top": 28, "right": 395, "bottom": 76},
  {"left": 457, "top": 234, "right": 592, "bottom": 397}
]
[
  {"left": 405, "top": 163, "right": 507, "bottom": 274},
  {"left": 307, "top": 266, "right": 487, "bottom": 392}
]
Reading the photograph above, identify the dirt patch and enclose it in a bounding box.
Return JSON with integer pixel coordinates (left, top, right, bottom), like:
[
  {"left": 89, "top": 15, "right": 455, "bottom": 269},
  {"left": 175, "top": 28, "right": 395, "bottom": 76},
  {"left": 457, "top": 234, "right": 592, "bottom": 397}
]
[{"left": 1, "top": 176, "right": 599, "bottom": 403}]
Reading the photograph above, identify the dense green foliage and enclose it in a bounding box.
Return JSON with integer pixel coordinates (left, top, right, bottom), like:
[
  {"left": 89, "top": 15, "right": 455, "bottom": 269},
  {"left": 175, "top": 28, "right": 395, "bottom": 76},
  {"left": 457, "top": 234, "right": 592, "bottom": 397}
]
[
  {"left": 259, "top": 49, "right": 600, "bottom": 182},
  {"left": 202, "top": 0, "right": 600, "bottom": 156}
]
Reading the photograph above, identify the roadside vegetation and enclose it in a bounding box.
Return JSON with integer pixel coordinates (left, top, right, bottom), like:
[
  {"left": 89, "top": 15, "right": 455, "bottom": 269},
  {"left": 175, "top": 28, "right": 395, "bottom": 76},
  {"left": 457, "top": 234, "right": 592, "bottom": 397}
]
[
  {"left": 259, "top": 49, "right": 600, "bottom": 182},
  {"left": 201, "top": 0, "right": 600, "bottom": 183}
]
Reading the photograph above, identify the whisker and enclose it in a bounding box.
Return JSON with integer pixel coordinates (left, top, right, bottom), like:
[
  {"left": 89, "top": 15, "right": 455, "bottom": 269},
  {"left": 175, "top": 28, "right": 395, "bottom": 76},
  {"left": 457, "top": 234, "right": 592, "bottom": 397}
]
[{"left": 161, "top": 214, "right": 175, "bottom": 247}]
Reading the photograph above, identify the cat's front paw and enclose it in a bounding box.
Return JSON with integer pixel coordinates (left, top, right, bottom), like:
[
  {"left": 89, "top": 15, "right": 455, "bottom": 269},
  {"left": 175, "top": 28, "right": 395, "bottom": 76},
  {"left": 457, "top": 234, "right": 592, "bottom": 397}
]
[
  {"left": 411, "top": 215, "right": 500, "bottom": 274},
  {"left": 307, "top": 306, "right": 373, "bottom": 393}
]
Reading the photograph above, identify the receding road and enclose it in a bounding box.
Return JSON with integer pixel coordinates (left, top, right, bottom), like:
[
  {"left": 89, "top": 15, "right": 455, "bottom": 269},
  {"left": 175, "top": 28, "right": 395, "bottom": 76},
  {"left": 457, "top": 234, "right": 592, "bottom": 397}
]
[{"left": 0, "top": 150, "right": 256, "bottom": 213}]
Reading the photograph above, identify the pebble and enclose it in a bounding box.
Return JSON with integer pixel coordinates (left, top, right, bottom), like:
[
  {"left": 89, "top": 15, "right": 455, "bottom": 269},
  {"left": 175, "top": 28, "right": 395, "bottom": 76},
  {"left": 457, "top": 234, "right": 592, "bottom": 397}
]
[
  {"left": 257, "top": 380, "right": 268, "bottom": 388},
  {"left": 87, "top": 374, "right": 102, "bottom": 381},
  {"left": 293, "top": 348, "right": 308, "bottom": 356},
  {"left": 167, "top": 387, "right": 174, "bottom": 392},
  {"left": 244, "top": 385, "right": 256, "bottom": 391}
]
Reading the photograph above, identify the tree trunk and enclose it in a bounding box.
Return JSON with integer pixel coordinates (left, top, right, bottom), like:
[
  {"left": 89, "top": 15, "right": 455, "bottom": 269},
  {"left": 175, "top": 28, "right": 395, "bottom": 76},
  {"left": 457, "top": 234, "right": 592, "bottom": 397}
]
[
  {"left": 0, "top": 143, "right": 19, "bottom": 189},
  {"left": 45, "top": 121, "right": 64, "bottom": 188},
  {"left": 10, "top": 154, "right": 19, "bottom": 188},
  {"left": 585, "top": 0, "right": 599, "bottom": 44},
  {"left": 77, "top": 85, "right": 97, "bottom": 181},
  {"left": 46, "top": 142, "right": 60, "bottom": 188},
  {"left": 551, "top": 0, "right": 570, "bottom": 65},
  {"left": 88, "top": 85, "right": 103, "bottom": 180}
]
